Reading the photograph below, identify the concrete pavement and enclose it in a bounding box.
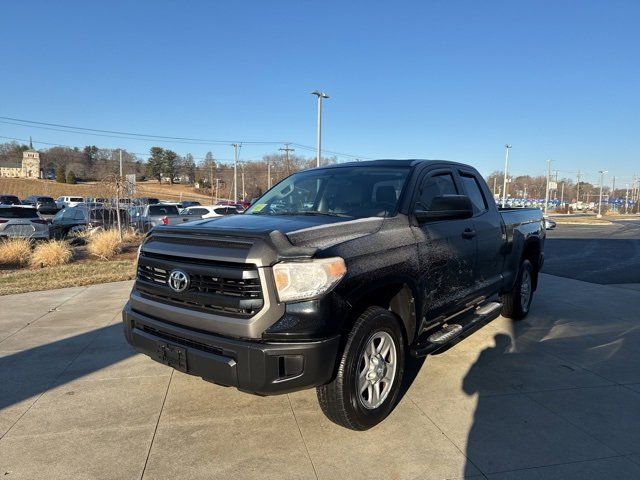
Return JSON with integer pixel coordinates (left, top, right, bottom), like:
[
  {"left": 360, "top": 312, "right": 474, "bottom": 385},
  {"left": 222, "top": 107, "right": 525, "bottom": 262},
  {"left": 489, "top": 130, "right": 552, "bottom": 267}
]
[{"left": 1, "top": 275, "right": 640, "bottom": 479}]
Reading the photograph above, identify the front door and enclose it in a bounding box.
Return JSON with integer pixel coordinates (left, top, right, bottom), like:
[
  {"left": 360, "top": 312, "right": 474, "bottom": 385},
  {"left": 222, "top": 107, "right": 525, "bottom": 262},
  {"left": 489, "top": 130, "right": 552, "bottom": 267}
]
[{"left": 412, "top": 169, "right": 478, "bottom": 327}]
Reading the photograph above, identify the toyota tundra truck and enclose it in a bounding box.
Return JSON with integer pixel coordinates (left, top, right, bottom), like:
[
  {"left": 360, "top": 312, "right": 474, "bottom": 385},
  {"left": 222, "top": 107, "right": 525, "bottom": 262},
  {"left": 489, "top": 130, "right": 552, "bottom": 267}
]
[{"left": 123, "top": 160, "right": 545, "bottom": 430}]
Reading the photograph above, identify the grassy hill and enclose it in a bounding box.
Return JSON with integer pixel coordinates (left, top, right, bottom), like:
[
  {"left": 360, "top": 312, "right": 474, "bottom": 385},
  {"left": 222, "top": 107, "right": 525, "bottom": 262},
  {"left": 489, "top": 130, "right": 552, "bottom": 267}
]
[{"left": 0, "top": 178, "right": 215, "bottom": 202}]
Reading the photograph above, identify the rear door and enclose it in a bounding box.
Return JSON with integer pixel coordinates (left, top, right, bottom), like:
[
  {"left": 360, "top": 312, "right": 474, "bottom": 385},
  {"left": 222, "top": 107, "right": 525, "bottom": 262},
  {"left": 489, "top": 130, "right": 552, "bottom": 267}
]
[
  {"left": 458, "top": 168, "right": 505, "bottom": 296},
  {"left": 411, "top": 167, "right": 478, "bottom": 324}
]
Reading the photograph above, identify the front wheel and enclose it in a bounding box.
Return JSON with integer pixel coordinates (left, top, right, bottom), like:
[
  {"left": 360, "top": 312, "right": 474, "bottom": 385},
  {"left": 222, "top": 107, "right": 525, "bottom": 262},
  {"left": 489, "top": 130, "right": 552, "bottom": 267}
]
[
  {"left": 316, "top": 306, "right": 405, "bottom": 430},
  {"left": 501, "top": 259, "right": 534, "bottom": 320}
]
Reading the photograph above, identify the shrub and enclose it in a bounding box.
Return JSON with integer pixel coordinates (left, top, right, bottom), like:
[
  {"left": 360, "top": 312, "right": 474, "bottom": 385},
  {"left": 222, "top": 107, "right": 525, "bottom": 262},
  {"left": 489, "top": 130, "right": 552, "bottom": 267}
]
[
  {"left": 66, "top": 170, "right": 77, "bottom": 184},
  {"left": 30, "top": 240, "right": 73, "bottom": 268},
  {"left": 0, "top": 238, "right": 32, "bottom": 266},
  {"left": 87, "top": 229, "right": 122, "bottom": 260},
  {"left": 56, "top": 169, "right": 66, "bottom": 183}
]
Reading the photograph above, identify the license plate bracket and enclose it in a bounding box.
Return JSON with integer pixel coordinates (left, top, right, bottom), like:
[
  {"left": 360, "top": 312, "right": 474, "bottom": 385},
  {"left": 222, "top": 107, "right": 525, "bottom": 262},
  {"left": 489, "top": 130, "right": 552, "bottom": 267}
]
[{"left": 156, "top": 342, "right": 187, "bottom": 372}]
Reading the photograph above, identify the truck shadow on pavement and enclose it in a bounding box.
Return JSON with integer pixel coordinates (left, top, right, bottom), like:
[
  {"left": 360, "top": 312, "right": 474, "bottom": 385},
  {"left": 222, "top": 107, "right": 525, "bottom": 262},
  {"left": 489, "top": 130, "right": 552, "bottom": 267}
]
[
  {"left": 0, "top": 323, "right": 136, "bottom": 413},
  {"left": 459, "top": 292, "right": 640, "bottom": 477}
]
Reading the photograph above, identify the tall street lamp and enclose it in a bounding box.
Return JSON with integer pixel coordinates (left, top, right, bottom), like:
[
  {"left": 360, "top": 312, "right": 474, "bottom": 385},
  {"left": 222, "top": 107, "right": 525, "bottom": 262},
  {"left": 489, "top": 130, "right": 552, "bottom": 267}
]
[
  {"left": 311, "top": 91, "right": 329, "bottom": 168},
  {"left": 597, "top": 170, "right": 608, "bottom": 218},
  {"left": 502, "top": 144, "right": 512, "bottom": 208}
]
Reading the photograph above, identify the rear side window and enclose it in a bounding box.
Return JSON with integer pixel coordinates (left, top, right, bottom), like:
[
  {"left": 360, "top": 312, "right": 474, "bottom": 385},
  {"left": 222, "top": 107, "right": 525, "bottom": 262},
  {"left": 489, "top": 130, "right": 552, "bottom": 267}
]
[
  {"left": 460, "top": 174, "right": 488, "bottom": 214},
  {"left": 149, "top": 205, "right": 179, "bottom": 216},
  {"left": 37, "top": 197, "right": 54, "bottom": 202},
  {"left": 70, "top": 197, "right": 83, "bottom": 202},
  {"left": 188, "top": 208, "right": 208, "bottom": 215},
  {"left": 0, "top": 196, "right": 21, "bottom": 205},
  {"left": 0, "top": 207, "right": 39, "bottom": 218},
  {"left": 214, "top": 208, "right": 227, "bottom": 214},
  {"left": 418, "top": 173, "right": 458, "bottom": 210}
]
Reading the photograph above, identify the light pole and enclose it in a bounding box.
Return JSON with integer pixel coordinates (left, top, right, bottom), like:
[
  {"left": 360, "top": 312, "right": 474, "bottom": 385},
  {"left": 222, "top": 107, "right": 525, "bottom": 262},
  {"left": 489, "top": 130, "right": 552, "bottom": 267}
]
[
  {"left": 502, "top": 144, "right": 512, "bottom": 208},
  {"left": 231, "top": 144, "right": 239, "bottom": 203},
  {"left": 544, "top": 159, "right": 552, "bottom": 215},
  {"left": 311, "top": 91, "right": 329, "bottom": 168},
  {"left": 597, "top": 170, "right": 608, "bottom": 218}
]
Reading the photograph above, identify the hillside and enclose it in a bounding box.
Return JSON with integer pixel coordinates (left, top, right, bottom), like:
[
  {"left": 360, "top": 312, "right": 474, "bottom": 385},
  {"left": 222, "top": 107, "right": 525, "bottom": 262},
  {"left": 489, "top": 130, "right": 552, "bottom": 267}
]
[{"left": 0, "top": 178, "right": 215, "bottom": 203}]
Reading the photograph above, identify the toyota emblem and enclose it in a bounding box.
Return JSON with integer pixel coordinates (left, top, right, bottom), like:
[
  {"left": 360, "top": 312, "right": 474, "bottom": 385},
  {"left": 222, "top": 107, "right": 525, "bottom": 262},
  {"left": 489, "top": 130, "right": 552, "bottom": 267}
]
[{"left": 168, "top": 269, "right": 189, "bottom": 293}]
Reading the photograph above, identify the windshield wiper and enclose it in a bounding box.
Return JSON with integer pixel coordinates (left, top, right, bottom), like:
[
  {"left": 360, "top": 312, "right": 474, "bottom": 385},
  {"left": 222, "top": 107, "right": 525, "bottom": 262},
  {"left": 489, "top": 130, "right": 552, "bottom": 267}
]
[{"left": 283, "top": 211, "right": 352, "bottom": 218}]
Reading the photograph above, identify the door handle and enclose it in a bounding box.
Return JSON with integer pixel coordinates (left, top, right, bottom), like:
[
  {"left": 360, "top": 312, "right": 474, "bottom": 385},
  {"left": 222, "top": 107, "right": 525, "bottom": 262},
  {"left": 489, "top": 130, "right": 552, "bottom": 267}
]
[{"left": 462, "top": 228, "right": 476, "bottom": 239}]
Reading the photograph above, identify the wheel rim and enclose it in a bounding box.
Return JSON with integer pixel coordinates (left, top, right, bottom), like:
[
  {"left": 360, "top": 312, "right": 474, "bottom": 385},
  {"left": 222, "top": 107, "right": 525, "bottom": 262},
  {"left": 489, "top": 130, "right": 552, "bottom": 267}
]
[
  {"left": 357, "top": 331, "right": 397, "bottom": 410},
  {"left": 520, "top": 269, "right": 532, "bottom": 312}
]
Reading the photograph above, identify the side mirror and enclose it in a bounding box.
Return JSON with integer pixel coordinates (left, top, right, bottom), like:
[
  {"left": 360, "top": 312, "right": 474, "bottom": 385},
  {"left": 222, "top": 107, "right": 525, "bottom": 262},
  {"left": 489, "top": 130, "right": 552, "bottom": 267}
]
[{"left": 415, "top": 195, "right": 474, "bottom": 223}]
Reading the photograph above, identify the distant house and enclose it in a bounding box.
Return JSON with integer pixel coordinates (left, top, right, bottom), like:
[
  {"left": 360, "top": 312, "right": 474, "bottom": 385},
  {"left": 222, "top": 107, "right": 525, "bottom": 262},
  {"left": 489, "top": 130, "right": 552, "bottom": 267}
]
[{"left": 0, "top": 140, "right": 42, "bottom": 179}]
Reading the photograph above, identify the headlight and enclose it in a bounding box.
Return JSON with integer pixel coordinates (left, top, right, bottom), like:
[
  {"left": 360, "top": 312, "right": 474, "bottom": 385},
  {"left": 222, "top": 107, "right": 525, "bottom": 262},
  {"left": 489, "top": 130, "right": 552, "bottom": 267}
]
[{"left": 272, "top": 257, "right": 346, "bottom": 302}]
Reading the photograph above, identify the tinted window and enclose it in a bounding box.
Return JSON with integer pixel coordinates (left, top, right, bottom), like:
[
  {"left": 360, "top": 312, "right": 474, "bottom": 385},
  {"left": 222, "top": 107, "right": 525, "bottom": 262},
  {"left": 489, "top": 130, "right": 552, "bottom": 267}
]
[
  {"left": 149, "top": 205, "right": 179, "bottom": 216},
  {"left": 188, "top": 208, "right": 209, "bottom": 215},
  {"left": 0, "top": 207, "right": 39, "bottom": 219},
  {"left": 70, "top": 197, "right": 83, "bottom": 202},
  {"left": 460, "top": 174, "right": 487, "bottom": 214},
  {"left": 214, "top": 208, "right": 227, "bottom": 214},
  {"left": 37, "top": 197, "right": 54, "bottom": 202},
  {"left": 0, "top": 196, "right": 21, "bottom": 205},
  {"left": 418, "top": 173, "right": 458, "bottom": 210}
]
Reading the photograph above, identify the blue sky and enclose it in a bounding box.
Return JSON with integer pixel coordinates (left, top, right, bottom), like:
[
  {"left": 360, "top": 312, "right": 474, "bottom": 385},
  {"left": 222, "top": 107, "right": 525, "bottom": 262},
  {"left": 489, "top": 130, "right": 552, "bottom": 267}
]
[{"left": 1, "top": 0, "right": 638, "bottom": 185}]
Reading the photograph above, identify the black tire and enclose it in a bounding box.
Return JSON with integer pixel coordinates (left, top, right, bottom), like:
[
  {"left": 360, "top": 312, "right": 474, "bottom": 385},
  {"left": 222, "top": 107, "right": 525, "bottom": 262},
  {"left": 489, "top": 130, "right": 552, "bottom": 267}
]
[
  {"left": 501, "top": 259, "right": 534, "bottom": 320},
  {"left": 316, "top": 306, "right": 405, "bottom": 430}
]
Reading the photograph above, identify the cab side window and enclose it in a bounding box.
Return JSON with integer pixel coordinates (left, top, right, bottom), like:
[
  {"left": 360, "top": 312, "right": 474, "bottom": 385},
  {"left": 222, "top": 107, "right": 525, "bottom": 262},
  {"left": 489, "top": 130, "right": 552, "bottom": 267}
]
[
  {"left": 460, "top": 173, "right": 487, "bottom": 215},
  {"left": 417, "top": 173, "right": 458, "bottom": 210}
]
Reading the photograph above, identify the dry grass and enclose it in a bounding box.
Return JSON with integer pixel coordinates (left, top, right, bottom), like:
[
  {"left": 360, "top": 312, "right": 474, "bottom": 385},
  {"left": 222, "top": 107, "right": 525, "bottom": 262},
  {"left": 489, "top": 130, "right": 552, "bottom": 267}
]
[
  {"left": 121, "top": 227, "right": 143, "bottom": 243},
  {"left": 0, "top": 177, "right": 210, "bottom": 203},
  {"left": 0, "top": 260, "right": 136, "bottom": 295},
  {"left": 87, "top": 229, "right": 122, "bottom": 260},
  {"left": 0, "top": 238, "right": 32, "bottom": 266},
  {"left": 30, "top": 240, "right": 73, "bottom": 268}
]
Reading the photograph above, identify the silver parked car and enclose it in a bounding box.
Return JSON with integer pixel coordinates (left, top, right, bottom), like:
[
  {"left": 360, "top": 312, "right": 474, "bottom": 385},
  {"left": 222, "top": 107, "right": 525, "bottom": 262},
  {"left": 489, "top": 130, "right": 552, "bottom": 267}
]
[{"left": 0, "top": 206, "right": 49, "bottom": 239}]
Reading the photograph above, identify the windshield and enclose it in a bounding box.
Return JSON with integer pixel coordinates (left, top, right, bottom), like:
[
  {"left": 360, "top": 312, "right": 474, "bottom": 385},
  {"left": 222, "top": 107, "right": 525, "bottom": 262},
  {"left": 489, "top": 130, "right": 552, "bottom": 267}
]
[
  {"left": 149, "top": 205, "right": 179, "bottom": 216},
  {"left": 245, "top": 166, "right": 410, "bottom": 218},
  {"left": 0, "top": 207, "right": 39, "bottom": 219}
]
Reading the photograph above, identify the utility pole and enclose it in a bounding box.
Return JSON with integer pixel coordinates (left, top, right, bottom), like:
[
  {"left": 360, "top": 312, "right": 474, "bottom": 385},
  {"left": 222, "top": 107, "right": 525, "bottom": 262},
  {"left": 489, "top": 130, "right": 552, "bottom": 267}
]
[
  {"left": 231, "top": 144, "right": 239, "bottom": 203},
  {"left": 116, "top": 149, "right": 123, "bottom": 238},
  {"left": 215, "top": 178, "right": 220, "bottom": 202},
  {"left": 267, "top": 164, "right": 271, "bottom": 190},
  {"left": 311, "top": 91, "right": 329, "bottom": 168},
  {"left": 560, "top": 181, "right": 565, "bottom": 207},
  {"left": 493, "top": 177, "right": 497, "bottom": 196},
  {"left": 523, "top": 184, "right": 527, "bottom": 201},
  {"left": 611, "top": 176, "right": 616, "bottom": 212},
  {"left": 209, "top": 162, "right": 214, "bottom": 205},
  {"left": 544, "top": 159, "right": 552, "bottom": 215},
  {"left": 625, "top": 184, "right": 630, "bottom": 214},
  {"left": 597, "top": 170, "right": 608, "bottom": 218},
  {"left": 279, "top": 143, "right": 295, "bottom": 176},
  {"left": 240, "top": 163, "right": 245, "bottom": 202},
  {"left": 576, "top": 170, "right": 582, "bottom": 205},
  {"left": 502, "top": 144, "right": 512, "bottom": 208}
]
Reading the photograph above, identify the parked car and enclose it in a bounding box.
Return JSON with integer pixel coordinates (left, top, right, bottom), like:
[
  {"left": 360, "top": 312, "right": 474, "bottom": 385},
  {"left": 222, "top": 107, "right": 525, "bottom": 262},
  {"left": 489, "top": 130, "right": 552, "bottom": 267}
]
[
  {"left": 0, "top": 195, "right": 22, "bottom": 206},
  {"left": 129, "top": 204, "right": 190, "bottom": 232},
  {"left": 49, "top": 206, "right": 130, "bottom": 239},
  {"left": 0, "top": 206, "right": 49, "bottom": 239},
  {"left": 55, "top": 196, "right": 85, "bottom": 209},
  {"left": 123, "top": 159, "right": 546, "bottom": 430},
  {"left": 543, "top": 217, "right": 557, "bottom": 230},
  {"left": 180, "top": 205, "right": 240, "bottom": 219},
  {"left": 23, "top": 195, "right": 59, "bottom": 214}
]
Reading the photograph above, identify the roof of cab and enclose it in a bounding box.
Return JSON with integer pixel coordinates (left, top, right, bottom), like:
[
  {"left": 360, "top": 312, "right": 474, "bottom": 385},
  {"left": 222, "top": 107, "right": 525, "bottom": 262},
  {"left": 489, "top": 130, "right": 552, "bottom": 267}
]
[{"left": 314, "top": 159, "right": 468, "bottom": 169}]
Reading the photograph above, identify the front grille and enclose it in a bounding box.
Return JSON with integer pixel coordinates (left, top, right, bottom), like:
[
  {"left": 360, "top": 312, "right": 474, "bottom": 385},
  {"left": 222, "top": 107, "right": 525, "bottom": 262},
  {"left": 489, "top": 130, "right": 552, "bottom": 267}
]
[
  {"left": 135, "top": 252, "right": 264, "bottom": 317},
  {"left": 141, "top": 324, "right": 227, "bottom": 357}
]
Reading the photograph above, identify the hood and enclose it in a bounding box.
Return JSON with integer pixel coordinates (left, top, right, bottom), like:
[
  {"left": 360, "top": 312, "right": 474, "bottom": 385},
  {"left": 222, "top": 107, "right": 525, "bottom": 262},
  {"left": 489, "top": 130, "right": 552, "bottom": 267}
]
[{"left": 163, "top": 213, "right": 384, "bottom": 249}]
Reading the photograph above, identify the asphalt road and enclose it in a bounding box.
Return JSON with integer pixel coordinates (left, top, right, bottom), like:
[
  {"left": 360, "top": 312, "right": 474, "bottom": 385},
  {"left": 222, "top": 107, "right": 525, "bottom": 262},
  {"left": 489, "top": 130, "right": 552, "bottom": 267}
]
[{"left": 542, "top": 218, "right": 640, "bottom": 284}]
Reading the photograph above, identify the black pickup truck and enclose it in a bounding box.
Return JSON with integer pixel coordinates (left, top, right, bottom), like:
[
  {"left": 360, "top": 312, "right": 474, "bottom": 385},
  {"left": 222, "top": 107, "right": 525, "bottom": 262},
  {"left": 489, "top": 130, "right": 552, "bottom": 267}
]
[{"left": 123, "top": 160, "right": 545, "bottom": 430}]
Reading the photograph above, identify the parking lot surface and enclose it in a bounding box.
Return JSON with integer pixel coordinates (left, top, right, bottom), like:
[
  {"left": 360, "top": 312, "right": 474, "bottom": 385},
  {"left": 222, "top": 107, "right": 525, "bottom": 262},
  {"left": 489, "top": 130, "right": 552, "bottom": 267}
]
[{"left": 1, "top": 273, "right": 640, "bottom": 479}]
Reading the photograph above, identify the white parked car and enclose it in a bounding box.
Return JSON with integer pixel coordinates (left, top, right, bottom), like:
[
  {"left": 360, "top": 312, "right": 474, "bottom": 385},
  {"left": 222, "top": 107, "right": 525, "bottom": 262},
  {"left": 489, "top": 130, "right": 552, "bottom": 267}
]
[
  {"left": 55, "top": 196, "right": 85, "bottom": 209},
  {"left": 180, "top": 205, "right": 240, "bottom": 220},
  {"left": 0, "top": 206, "right": 49, "bottom": 239}
]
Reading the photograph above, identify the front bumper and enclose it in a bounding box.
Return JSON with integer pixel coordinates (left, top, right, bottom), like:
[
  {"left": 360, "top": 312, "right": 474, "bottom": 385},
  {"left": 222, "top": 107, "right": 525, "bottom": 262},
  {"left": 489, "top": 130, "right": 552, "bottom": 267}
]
[{"left": 122, "top": 302, "right": 340, "bottom": 395}]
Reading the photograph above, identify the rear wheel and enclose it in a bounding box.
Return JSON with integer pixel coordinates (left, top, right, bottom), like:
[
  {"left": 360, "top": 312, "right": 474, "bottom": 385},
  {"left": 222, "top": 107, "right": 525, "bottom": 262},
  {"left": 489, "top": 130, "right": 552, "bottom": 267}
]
[
  {"left": 316, "top": 306, "right": 405, "bottom": 430},
  {"left": 501, "top": 259, "right": 534, "bottom": 320}
]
